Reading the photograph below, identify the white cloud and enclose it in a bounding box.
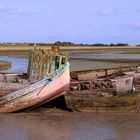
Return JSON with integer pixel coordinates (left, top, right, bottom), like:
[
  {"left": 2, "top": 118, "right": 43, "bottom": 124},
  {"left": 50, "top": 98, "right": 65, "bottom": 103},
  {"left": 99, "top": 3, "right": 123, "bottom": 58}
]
[{"left": 97, "top": 8, "right": 116, "bottom": 16}]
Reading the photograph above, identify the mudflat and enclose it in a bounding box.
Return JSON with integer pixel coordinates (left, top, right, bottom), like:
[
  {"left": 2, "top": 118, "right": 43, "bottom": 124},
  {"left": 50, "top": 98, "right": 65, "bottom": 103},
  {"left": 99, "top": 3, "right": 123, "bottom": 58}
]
[{"left": 0, "top": 111, "right": 140, "bottom": 140}]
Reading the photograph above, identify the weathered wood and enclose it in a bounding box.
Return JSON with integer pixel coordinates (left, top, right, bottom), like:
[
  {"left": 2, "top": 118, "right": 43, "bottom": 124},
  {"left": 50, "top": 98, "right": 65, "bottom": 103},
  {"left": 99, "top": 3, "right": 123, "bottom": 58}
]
[
  {"left": 70, "top": 79, "right": 115, "bottom": 92},
  {"left": 27, "top": 49, "right": 53, "bottom": 82},
  {"left": 76, "top": 65, "right": 140, "bottom": 80},
  {"left": 0, "top": 73, "right": 25, "bottom": 83},
  {"left": 0, "top": 82, "right": 29, "bottom": 97},
  {"left": 0, "top": 73, "right": 23, "bottom": 77},
  {"left": 64, "top": 91, "right": 140, "bottom": 112}
]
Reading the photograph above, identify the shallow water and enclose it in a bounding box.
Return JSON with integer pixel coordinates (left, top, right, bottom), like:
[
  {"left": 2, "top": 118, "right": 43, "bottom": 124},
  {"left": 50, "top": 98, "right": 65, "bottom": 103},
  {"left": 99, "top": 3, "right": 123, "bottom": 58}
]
[
  {"left": 0, "top": 56, "right": 137, "bottom": 72},
  {"left": 0, "top": 112, "right": 140, "bottom": 140},
  {"left": 0, "top": 56, "right": 28, "bottom": 73},
  {"left": 71, "top": 53, "right": 140, "bottom": 60},
  {"left": 70, "top": 59, "right": 134, "bottom": 71}
]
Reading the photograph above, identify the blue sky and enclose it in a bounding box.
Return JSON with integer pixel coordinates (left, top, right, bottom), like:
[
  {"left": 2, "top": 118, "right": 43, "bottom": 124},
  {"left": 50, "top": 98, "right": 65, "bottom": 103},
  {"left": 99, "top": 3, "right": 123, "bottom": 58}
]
[{"left": 0, "top": 0, "right": 140, "bottom": 45}]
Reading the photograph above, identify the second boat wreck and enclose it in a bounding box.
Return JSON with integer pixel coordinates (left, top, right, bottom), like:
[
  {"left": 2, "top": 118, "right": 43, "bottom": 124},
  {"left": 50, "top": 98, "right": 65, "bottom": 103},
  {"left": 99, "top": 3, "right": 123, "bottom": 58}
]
[
  {"left": 69, "top": 66, "right": 140, "bottom": 95},
  {"left": 0, "top": 47, "right": 70, "bottom": 113},
  {"left": 65, "top": 67, "right": 140, "bottom": 112}
]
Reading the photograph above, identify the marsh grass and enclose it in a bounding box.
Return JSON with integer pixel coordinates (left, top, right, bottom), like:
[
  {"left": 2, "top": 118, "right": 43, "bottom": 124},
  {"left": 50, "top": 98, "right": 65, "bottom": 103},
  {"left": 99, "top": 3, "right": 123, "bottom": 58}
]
[
  {"left": 0, "top": 50, "right": 30, "bottom": 58},
  {"left": 120, "top": 52, "right": 140, "bottom": 54},
  {"left": 70, "top": 57, "right": 140, "bottom": 63}
]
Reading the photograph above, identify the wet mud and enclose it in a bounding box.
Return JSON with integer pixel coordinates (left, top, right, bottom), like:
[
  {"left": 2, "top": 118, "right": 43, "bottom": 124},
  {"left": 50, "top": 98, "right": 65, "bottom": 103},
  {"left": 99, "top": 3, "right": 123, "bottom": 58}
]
[{"left": 0, "top": 111, "right": 140, "bottom": 140}]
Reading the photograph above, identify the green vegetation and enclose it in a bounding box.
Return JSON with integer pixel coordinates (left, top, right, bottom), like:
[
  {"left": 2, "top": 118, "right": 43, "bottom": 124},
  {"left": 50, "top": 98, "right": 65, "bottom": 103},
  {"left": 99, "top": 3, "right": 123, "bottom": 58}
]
[
  {"left": 0, "top": 42, "right": 129, "bottom": 47},
  {"left": 120, "top": 52, "right": 140, "bottom": 54}
]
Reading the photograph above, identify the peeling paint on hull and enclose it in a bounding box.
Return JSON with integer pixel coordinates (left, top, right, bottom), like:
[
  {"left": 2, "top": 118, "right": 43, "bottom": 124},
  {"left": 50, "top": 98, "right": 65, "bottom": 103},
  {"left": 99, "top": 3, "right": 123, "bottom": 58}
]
[{"left": 0, "top": 63, "right": 70, "bottom": 113}]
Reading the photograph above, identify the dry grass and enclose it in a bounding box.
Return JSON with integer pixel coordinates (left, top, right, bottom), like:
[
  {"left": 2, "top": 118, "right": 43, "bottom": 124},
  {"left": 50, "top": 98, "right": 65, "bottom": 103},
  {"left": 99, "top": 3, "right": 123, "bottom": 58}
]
[
  {"left": 0, "top": 45, "right": 139, "bottom": 51},
  {"left": 0, "top": 45, "right": 140, "bottom": 57}
]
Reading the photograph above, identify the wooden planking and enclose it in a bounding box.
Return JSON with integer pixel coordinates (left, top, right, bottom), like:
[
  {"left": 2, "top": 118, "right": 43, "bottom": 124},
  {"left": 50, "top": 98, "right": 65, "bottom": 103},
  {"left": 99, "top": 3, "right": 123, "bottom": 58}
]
[{"left": 27, "top": 49, "right": 53, "bottom": 82}]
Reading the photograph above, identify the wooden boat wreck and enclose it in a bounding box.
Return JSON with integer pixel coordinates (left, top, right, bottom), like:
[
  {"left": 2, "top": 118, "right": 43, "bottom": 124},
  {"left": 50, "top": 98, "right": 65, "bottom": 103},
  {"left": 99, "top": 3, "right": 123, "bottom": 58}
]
[
  {"left": 0, "top": 47, "right": 70, "bottom": 113},
  {"left": 65, "top": 67, "right": 140, "bottom": 112}
]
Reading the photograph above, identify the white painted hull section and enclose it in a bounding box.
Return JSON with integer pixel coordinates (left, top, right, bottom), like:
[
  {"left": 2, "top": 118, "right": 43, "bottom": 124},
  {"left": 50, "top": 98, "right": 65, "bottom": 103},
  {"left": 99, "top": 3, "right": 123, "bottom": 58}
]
[{"left": 0, "top": 63, "right": 70, "bottom": 113}]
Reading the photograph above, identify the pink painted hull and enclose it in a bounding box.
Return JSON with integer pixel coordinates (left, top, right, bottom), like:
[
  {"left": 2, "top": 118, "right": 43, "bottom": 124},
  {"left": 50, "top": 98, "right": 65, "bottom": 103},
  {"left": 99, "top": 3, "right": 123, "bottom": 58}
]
[{"left": 0, "top": 63, "right": 70, "bottom": 113}]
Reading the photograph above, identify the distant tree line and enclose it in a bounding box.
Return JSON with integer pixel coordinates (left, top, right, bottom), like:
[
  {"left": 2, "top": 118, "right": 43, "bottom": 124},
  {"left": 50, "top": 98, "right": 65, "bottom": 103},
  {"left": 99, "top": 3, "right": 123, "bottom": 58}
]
[
  {"left": 0, "top": 41, "right": 132, "bottom": 47},
  {"left": 53, "top": 41, "right": 129, "bottom": 46}
]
